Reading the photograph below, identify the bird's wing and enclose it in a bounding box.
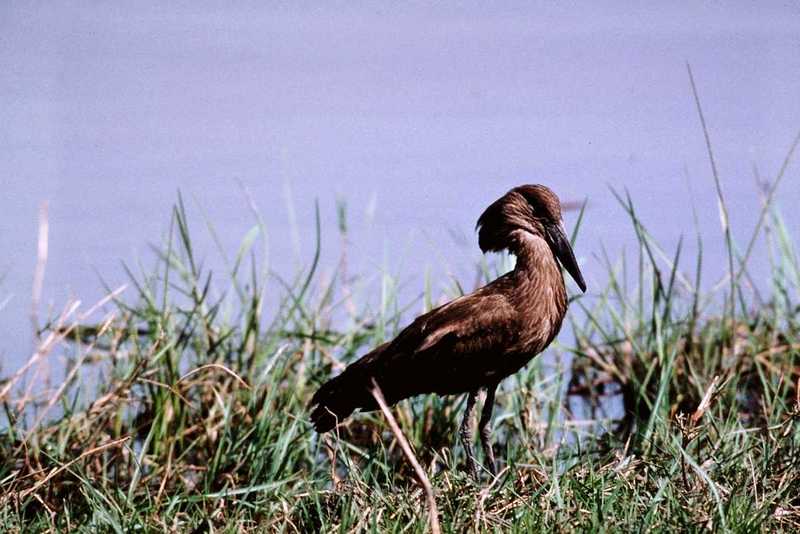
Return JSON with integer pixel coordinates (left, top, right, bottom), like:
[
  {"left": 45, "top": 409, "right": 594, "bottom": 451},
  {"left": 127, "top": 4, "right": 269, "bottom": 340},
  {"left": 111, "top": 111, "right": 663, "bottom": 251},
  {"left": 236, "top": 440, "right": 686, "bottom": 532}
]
[{"left": 379, "top": 291, "right": 520, "bottom": 374}]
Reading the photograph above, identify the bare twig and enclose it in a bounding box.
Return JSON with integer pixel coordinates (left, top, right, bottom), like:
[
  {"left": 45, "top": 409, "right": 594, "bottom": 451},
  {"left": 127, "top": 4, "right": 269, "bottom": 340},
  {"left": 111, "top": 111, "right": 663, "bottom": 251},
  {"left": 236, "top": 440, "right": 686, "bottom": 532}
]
[
  {"left": 0, "top": 286, "right": 126, "bottom": 406},
  {"left": 370, "top": 379, "right": 440, "bottom": 534},
  {"left": 0, "top": 300, "right": 79, "bottom": 404},
  {"left": 25, "top": 313, "right": 116, "bottom": 440}
]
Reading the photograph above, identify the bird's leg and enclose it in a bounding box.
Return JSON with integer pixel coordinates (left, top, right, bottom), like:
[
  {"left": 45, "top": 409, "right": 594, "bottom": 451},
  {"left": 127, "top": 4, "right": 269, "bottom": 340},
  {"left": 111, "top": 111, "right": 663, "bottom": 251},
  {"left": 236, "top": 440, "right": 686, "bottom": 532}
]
[
  {"left": 459, "top": 390, "right": 479, "bottom": 480},
  {"left": 478, "top": 383, "right": 498, "bottom": 476}
]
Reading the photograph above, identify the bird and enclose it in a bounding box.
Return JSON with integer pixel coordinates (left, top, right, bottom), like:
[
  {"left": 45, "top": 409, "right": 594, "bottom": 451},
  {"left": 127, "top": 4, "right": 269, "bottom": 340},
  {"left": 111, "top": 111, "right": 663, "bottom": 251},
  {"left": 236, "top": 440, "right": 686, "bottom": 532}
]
[{"left": 310, "top": 184, "right": 586, "bottom": 478}]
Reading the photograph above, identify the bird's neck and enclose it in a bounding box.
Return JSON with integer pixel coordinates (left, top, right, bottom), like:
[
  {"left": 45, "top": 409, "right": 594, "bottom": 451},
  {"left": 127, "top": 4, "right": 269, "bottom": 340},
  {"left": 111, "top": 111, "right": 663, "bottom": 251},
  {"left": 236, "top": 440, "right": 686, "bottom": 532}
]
[
  {"left": 508, "top": 231, "right": 567, "bottom": 312},
  {"left": 508, "top": 230, "right": 554, "bottom": 271}
]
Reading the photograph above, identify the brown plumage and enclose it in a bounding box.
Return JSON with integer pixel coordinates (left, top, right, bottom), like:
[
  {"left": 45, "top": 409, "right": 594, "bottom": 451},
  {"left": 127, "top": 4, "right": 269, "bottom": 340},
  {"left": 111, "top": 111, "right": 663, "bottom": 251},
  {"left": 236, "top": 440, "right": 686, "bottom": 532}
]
[{"left": 310, "top": 184, "right": 586, "bottom": 478}]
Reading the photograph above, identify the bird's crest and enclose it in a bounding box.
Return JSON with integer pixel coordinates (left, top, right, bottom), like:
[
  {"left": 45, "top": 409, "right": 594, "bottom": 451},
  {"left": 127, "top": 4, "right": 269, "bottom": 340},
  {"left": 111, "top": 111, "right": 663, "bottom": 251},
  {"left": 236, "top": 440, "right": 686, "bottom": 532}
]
[{"left": 476, "top": 184, "right": 562, "bottom": 253}]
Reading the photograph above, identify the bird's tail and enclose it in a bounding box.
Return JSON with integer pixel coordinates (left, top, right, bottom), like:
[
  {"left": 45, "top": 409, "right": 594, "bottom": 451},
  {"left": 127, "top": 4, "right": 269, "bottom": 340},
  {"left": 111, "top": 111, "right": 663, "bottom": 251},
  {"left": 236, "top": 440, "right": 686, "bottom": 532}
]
[
  {"left": 309, "top": 366, "right": 374, "bottom": 432},
  {"left": 309, "top": 343, "right": 392, "bottom": 432}
]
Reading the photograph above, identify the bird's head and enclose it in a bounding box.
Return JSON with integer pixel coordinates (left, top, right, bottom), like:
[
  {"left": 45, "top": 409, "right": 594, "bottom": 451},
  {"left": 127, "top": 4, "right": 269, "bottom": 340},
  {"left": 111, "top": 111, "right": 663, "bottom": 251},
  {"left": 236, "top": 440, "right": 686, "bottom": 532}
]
[{"left": 476, "top": 184, "right": 586, "bottom": 292}]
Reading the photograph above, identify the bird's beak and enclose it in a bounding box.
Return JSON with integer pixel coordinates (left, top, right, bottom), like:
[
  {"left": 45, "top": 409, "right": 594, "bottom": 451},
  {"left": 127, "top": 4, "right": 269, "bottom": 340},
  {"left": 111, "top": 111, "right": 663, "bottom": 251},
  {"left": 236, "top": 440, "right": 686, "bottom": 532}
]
[{"left": 547, "top": 222, "right": 587, "bottom": 293}]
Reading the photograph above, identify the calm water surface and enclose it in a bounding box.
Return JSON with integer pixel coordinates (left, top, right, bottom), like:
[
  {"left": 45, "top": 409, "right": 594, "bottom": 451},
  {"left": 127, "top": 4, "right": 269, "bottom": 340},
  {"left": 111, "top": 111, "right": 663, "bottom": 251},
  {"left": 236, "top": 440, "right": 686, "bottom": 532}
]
[{"left": 2, "top": 3, "right": 800, "bottom": 372}]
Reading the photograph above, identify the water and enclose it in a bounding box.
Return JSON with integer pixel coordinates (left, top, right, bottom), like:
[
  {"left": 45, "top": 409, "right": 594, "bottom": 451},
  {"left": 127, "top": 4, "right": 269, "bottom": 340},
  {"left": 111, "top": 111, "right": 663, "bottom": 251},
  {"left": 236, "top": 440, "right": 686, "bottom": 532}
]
[{"left": 2, "top": 2, "right": 800, "bottom": 373}]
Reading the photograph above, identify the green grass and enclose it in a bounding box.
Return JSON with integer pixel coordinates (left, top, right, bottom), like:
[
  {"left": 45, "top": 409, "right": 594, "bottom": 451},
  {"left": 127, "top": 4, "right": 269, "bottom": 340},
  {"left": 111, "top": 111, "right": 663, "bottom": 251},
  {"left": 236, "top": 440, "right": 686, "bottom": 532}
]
[{"left": 2, "top": 155, "right": 800, "bottom": 530}]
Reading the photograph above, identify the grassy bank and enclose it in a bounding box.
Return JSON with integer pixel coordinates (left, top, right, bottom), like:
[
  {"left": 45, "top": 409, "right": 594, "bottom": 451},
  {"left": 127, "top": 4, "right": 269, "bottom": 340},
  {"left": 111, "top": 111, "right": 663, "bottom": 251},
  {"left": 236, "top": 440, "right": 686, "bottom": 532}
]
[{"left": 2, "top": 169, "right": 799, "bottom": 532}]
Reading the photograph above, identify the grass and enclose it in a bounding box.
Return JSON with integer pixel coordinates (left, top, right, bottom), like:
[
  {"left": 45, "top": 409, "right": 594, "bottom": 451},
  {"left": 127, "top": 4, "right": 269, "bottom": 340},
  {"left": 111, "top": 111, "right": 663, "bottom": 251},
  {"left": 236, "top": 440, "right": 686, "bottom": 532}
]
[{"left": 2, "top": 156, "right": 800, "bottom": 530}]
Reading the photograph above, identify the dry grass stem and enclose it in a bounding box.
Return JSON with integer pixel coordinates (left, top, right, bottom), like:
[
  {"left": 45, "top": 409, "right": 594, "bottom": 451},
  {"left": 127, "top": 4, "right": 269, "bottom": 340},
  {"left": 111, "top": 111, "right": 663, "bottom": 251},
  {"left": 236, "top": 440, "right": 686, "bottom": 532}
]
[{"left": 370, "top": 378, "right": 441, "bottom": 534}]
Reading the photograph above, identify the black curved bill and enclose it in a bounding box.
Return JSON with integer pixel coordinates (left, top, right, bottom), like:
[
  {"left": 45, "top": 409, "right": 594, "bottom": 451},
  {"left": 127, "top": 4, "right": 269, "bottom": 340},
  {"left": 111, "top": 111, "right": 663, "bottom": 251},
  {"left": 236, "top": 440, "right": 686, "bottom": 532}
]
[{"left": 547, "top": 222, "right": 587, "bottom": 293}]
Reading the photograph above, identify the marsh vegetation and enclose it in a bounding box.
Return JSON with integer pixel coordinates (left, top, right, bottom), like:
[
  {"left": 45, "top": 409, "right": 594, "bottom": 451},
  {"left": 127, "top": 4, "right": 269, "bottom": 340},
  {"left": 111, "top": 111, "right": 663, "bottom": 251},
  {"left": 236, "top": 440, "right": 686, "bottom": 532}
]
[{"left": 2, "top": 128, "right": 800, "bottom": 531}]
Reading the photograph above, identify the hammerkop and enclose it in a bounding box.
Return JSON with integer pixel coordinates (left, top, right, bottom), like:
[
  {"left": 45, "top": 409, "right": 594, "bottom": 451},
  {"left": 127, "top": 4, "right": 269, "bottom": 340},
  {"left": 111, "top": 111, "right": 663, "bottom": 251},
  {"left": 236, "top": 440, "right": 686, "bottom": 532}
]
[{"left": 310, "top": 184, "right": 586, "bottom": 478}]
